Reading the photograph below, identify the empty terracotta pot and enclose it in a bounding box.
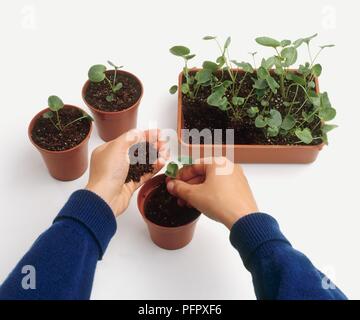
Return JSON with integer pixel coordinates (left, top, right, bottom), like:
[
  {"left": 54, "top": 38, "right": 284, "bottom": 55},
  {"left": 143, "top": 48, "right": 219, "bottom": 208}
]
[
  {"left": 177, "top": 69, "right": 324, "bottom": 164},
  {"left": 82, "top": 70, "right": 143, "bottom": 142},
  {"left": 137, "top": 174, "right": 200, "bottom": 250},
  {"left": 28, "top": 105, "right": 93, "bottom": 181}
]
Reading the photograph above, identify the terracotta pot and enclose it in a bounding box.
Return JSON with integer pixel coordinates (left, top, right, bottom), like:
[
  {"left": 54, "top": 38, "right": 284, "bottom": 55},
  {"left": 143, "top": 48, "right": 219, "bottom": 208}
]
[
  {"left": 28, "top": 105, "right": 93, "bottom": 181},
  {"left": 137, "top": 174, "right": 200, "bottom": 250},
  {"left": 177, "top": 69, "right": 325, "bottom": 164},
  {"left": 82, "top": 70, "right": 143, "bottom": 142}
]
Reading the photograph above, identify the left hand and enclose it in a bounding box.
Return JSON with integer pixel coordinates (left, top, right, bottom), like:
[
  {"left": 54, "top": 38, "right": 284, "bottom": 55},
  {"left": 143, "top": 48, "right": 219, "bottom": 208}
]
[{"left": 86, "top": 129, "right": 167, "bottom": 217}]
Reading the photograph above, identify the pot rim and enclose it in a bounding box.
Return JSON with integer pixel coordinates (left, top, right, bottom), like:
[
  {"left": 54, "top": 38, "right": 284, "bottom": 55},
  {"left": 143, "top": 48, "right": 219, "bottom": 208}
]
[
  {"left": 177, "top": 68, "right": 325, "bottom": 150},
  {"left": 137, "top": 174, "right": 201, "bottom": 231},
  {"left": 28, "top": 105, "right": 93, "bottom": 155},
  {"left": 82, "top": 69, "right": 144, "bottom": 115}
]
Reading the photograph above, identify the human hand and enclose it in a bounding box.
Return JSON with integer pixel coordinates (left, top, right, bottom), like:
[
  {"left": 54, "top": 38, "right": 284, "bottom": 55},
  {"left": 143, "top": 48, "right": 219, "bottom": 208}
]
[
  {"left": 166, "top": 157, "right": 258, "bottom": 229},
  {"left": 86, "top": 129, "right": 167, "bottom": 217}
]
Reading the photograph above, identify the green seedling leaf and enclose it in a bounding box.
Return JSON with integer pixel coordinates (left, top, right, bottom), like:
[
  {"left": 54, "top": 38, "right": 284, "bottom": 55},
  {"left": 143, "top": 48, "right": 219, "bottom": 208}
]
[
  {"left": 202, "top": 61, "right": 219, "bottom": 73},
  {"left": 88, "top": 64, "right": 107, "bottom": 83},
  {"left": 207, "top": 86, "right": 227, "bottom": 108},
  {"left": 231, "top": 61, "right": 254, "bottom": 73},
  {"left": 267, "top": 109, "right": 282, "bottom": 128},
  {"left": 195, "top": 69, "right": 212, "bottom": 85},
  {"left": 106, "top": 94, "right": 114, "bottom": 102},
  {"left": 319, "top": 92, "right": 336, "bottom": 121},
  {"left": 322, "top": 124, "right": 338, "bottom": 134},
  {"left": 257, "top": 66, "right": 270, "bottom": 80},
  {"left": 232, "top": 96, "right": 245, "bottom": 106},
  {"left": 261, "top": 100, "right": 269, "bottom": 107},
  {"left": 165, "top": 162, "right": 179, "bottom": 178},
  {"left": 320, "top": 44, "right": 335, "bottom": 49},
  {"left": 267, "top": 126, "right": 279, "bottom": 137},
  {"left": 280, "top": 39, "right": 291, "bottom": 47},
  {"left": 169, "top": 85, "right": 178, "bottom": 94},
  {"left": 113, "top": 82, "right": 123, "bottom": 92},
  {"left": 266, "top": 76, "right": 280, "bottom": 94},
  {"left": 181, "top": 83, "right": 190, "bottom": 95},
  {"left": 170, "top": 46, "right": 190, "bottom": 57},
  {"left": 48, "top": 95, "right": 64, "bottom": 112},
  {"left": 311, "top": 64, "right": 322, "bottom": 77},
  {"left": 261, "top": 57, "right": 276, "bottom": 70},
  {"left": 255, "top": 37, "right": 281, "bottom": 48},
  {"left": 203, "top": 35, "right": 217, "bottom": 40},
  {"left": 281, "top": 114, "right": 296, "bottom": 130},
  {"left": 185, "top": 54, "right": 196, "bottom": 60},
  {"left": 253, "top": 78, "right": 268, "bottom": 90},
  {"left": 247, "top": 106, "right": 259, "bottom": 118},
  {"left": 255, "top": 115, "right": 267, "bottom": 128},
  {"left": 216, "top": 56, "right": 226, "bottom": 67},
  {"left": 286, "top": 72, "right": 306, "bottom": 86},
  {"left": 293, "top": 33, "right": 318, "bottom": 48},
  {"left": 295, "top": 128, "right": 313, "bottom": 144},
  {"left": 43, "top": 110, "right": 54, "bottom": 119},
  {"left": 107, "top": 60, "right": 123, "bottom": 69},
  {"left": 224, "top": 37, "right": 231, "bottom": 50},
  {"left": 281, "top": 47, "right": 298, "bottom": 66}
]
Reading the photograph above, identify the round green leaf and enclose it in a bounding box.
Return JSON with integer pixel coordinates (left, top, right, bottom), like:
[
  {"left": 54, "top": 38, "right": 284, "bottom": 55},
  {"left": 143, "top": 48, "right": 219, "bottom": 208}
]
[
  {"left": 295, "top": 128, "right": 313, "bottom": 144},
  {"left": 255, "top": 115, "right": 267, "bottom": 128},
  {"left": 312, "top": 64, "right": 322, "bottom": 77},
  {"left": 165, "top": 162, "right": 179, "bottom": 178},
  {"left": 169, "top": 85, "right": 178, "bottom": 94},
  {"left": 322, "top": 124, "right": 338, "bottom": 134},
  {"left": 202, "top": 61, "right": 219, "bottom": 72},
  {"left": 232, "top": 96, "right": 245, "bottom": 106},
  {"left": 281, "top": 114, "right": 296, "bottom": 130},
  {"left": 113, "top": 82, "right": 123, "bottom": 92},
  {"left": 48, "top": 95, "right": 64, "bottom": 112},
  {"left": 170, "top": 46, "right": 190, "bottom": 57},
  {"left": 267, "top": 126, "right": 279, "bottom": 137},
  {"left": 281, "top": 47, "right": 298, "bottom": 67},
  {"left": 42, "top": 110, "right": 54, "bottom": 119},
  {"left": 267, "top": 109, "right": 282, "bottom": 128},
  {"left": 88, "top": 65, "right": 106, "bottom": 83},
  {"left": 255, "top": 37, "right": 281, "bottom": 48},
  {"left": 280, "top": 39, "right": 291, "bottom": 47},
  {"left": 195, "top": 69, "right": 212, "bottom": 84}
]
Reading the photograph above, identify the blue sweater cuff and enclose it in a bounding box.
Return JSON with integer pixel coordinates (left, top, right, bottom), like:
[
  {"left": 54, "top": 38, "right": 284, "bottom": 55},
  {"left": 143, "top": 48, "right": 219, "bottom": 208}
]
[
  {"left": 53, "top": 190, "right": 117, "bottom": 260},
  {"left": 230, "top": 213, "right": 291, "bottom": 267}
]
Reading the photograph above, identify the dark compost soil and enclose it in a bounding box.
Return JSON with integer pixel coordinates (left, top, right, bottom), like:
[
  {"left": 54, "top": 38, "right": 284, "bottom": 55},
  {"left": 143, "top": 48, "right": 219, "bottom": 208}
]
[
  {"left": 84, "top": 71, "right": 142, "bottom": 112},
  {"left": 125, "top": 142, "right": 158, "bottom": 183},
  {"left": 31, "top": 107, "right": 91, "bottom": 151},
  {"left": 145, "top": 182, "right": 200, "bottom": 227},
  {"left": 182, "top": 70, "right": 322, "bottom": 145}
]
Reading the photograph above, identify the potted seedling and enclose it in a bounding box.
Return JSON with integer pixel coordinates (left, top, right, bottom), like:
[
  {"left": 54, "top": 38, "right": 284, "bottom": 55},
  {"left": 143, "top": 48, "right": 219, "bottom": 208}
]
[
  {"left": 137, "top": 160, "right": 201, "bottom": 250},
  {"left": 170, "top": 34, "right": 337, "bottom": 163},
  {"left": 82, "top": 61, "right": 143, "bottom": 142},
  {"left": 28, "top": 96, "right": 93, "bottom": 181}
]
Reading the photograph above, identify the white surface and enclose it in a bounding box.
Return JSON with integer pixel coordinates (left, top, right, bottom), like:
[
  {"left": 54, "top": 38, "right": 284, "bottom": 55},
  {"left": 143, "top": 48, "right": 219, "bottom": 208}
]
[{"left": 0, "top": 0, "right": 359, "bottom": 300}]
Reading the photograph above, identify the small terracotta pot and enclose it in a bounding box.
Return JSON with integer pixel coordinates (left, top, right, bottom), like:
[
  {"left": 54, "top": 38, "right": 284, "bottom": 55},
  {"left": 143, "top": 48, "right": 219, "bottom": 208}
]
[
  {"left": 137, "top": 174, "right": 200, "bottom": 250},
  {"left": 28, "top": 105, "right": 93, "bottom": 181},
  {"left": 177, "top": 69, "right": 324, "bottom": 164},
  {"left": 82, "top": 70, "right": 143, "bottom": 142}
]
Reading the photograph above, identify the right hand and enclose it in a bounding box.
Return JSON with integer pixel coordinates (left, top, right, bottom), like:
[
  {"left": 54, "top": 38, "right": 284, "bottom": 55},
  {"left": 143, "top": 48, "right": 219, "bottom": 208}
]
[{"left": 166, "top": 157, "right": 258, "bottom": 230}]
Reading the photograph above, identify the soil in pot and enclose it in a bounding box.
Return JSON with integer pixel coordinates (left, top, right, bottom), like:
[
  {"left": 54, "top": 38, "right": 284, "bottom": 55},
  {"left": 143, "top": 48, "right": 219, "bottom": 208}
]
[
  {"left": 182, "top": 70, "right": 322, "bottom": 146},
  {"left": 31, "top": 107, "right": 91, "bottom": 151},
  {"left": 145, "top": 182, "right": 201, "bottom": 227},
  {"left": 84, "top": 71, "right": 142, "bottom": 112},
  {"left": 125, "top": 142, "right": 158, "bottom": 183}
]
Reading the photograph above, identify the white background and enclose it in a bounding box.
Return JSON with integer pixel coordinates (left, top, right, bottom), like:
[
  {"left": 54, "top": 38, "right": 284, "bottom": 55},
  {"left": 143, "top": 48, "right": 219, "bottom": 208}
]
[{"left": 0, "top": 0, "right": 359, "bottom": 300}]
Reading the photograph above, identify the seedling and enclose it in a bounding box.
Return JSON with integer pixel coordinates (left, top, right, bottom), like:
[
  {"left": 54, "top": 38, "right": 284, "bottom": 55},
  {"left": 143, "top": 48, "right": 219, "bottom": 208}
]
[
  {"left": 165, "top": 156, "right": 192, "bottom": 179},
  {"left": 88, "top": 61, "right": 124, "bottom": 102},
  {"left": 169, "top": 46, "right": 196, "bottom": 98},
  {"left": 170, "top": 34, "right": 337, "bottom": 145},
  {"left": 42, "top": 95, "right": 93, "bottom": 131}
]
